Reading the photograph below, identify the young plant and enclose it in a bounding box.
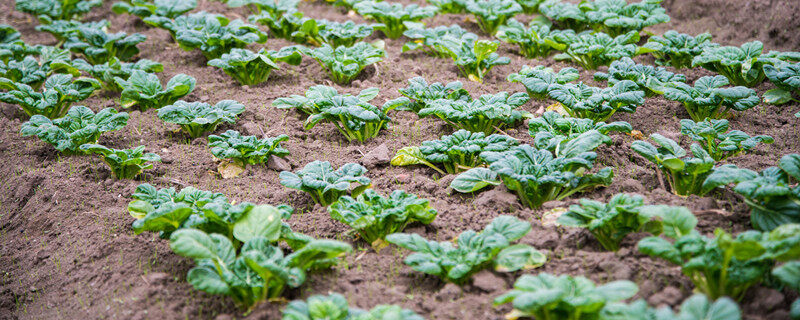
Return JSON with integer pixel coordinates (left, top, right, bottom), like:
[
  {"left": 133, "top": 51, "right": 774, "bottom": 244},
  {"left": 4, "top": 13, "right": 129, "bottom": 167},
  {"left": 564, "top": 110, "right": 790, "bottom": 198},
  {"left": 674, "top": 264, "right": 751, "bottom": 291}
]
[
  {"left": 80, "top": 144, "right": 161, "bottom": 179},
  {"left": 273, "top": 85, "right": 379, "bottom": 116},
  {"left": 643, "top": 31, "right": 717, "bottom": 69},
  {"left": 391, "top": 129, "right": 519, "bottom": 174},
  {"left": 280, "top": 161, "right": 371, "bottom": 206},
  {"left": 538, "top": 0, "right": 589, "bottom": 31},
  {"left": 63, "top": 27, "right": 147, "bottom": 65},
  {"left": 418, "top": 92, "right": 530, "bottom": 134},
  {"left": 383, "top": 76, "right": 470, "bottom": 113},
  {"left": 680, "top": 118, "right": 773, "bottom": 162},
  {"left": 20, "top": 106, "right": 129, "bottom": 155},
  {"left": 282, "top": 293, "right": 425, "bottom": 320},
  {"left": 303, "top": 93, "right": 395, "bottom": 142},
  {"left": 692, "top": 41, "right": 773, "bottom": 87},
  {"left": 638, "top": 224, "right": 800, "bottom": 301},
  {"left": 494, "top": 273, "right": 638, "bottom": 320},
  {"left": 328, "top": 189, "right": 437, "bottom": 247},
  {"left": 557, "top": 197, "right": 698, "bottom": 251},
  {"left": 435, "top": 34, "right": 510, "bottom": 82},
  {"left": 594, "top": 57, "right": 687, "bottom": 96},
  {"left": 507, "top": 65, "right": 579, "bottom": 100},
  {"left": 425, "top": 0, "right": 468, "bottom": 14},
  {"left": 317, "top": 20, "right": 374, "bottom": 47},
  {"left": 663, "top": 75, "right": 760, "bottom": 122},
  {"left": 385, "top": 215, "right": 546, "bottom": 284},
  {"left": 248, "top": 10, "right": 320, "bottom": 45},
  {"left": 547, "top": 80, "right": 645, "bottom": 122},
  {"left": 772, "top": 261, "right": 800, "bottom": 319},
  {"left": 111, "top": 0, "right": 197, "bottom": 19},
  {"left": 0, "top": 74, "right": 100, "bottom": 119},
  {"left": 464, "top": 0, "right": 522, "bottom": 35},
  {"left": 496, "top": 19, "right": 556, "bottom": 59},
  {"left": 157, "top": 100, "right": 246, "bottom": 138},
  {"left": 353, "top": 1, "right": 438, "bottom": 39},
  {"left": 763, "top": 62, "right": 800, "bottom": 105},
  {"left": 15, "top": 0, "right": 102, "bottom": 23},
  {"left": 547, "top": 30, "right": 643, "bottom": 70},
  {"left": 702, "top": 154, "right": 800, "bottom": 231},
  {"left": 301, "top": 42, "right": 384, "bottom": 85},
  {"left": 169, "top": 227, "right": 351, "bottom": 312},
  {"left": 0, "top": 51, "right": 78, "bottom": 90},
  {"left": 73, "top": 58, "right": 163, "bottom": 92},
  {"left": 207, "top": 47, "right": 302, "bottom": 86},
  {"left": 169, "top": 13, "right": 268, "bottom": 59},
  {"left": 582, "top": 0, "right": 670, "bottom": 36},
  {"left": 115, "top": 70, "right": 196, "bottom": 110},
  {"left": 34, "top": 19, "right": 109, "bottom": 43},
  {"left": 528, "top": 111, "right": 631, "bottom": 155},
  {"left": 631, "top": 133, "right": 716, "bottom": 196},
  {"left": 401, "top": 24, "right": 468, "bottom": 57},
  {"left": 451, "top": 142, "right": 614, "bottom": 209},
  {"left": 209, "top": 130, "right": 290, "bottom": 165},
  {"left": 227, "top": 0, "right": 298, "bottom": 15}
]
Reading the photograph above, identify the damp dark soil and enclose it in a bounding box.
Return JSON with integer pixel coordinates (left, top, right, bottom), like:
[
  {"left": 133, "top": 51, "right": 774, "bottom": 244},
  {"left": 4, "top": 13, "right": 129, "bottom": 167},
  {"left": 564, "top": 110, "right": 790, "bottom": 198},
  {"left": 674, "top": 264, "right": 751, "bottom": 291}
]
[{"left": 0, "top": 0, "right": 799, "bottom": 319}]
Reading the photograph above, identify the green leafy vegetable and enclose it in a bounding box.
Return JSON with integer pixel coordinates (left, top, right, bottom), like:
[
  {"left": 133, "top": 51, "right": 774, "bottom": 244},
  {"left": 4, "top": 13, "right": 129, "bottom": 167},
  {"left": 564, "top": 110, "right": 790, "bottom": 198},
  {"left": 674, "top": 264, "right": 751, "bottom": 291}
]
[
  {"left": 0, "top": 25, "right": 42, "bottom": 63},
  {"left": 63, "top": 27, "right": 146, "bottom": 64},
  {"left": 582, "top": 0, "right": 670, "bottom": 36},
  {"left": 692, "top": 41, "right": 771, "bottom": 87},
  {"left": 527, "top": 111, "right": 631, "bottom": 153},
  {"left": 273, "top": 85, "right": 379, "bottom": 116},
  {"left": 594, "top": 57, "right": 686, "bottom": 96},
  {"left": 282, "top": 293, "right": 425, "bottom": 320},
  {"left": 386, "top": 215, "right": 545, "bottom": 284},
  {"left": 159, "top": 12, "right": 268, "bottom": 59},
  {"left": 80, "top": 144, "right": 161, "bottom": 179},
  {"left": 391, "top": 129, "right": 519, "bottom": 174},
  {"left": 302, "top": 90, "right": 394, "bottom": 142},
  {"left": 15, "top": 0, "right": 102, "bottom": 23},
  {"left": 679, "top": 118, "right": 773, "bottom": 162},
  {"left": 384, "top": 76, "right": 470, "bottom": 113},
  {"left": 631, "top": 133, "right": 717, "bottom": 196},
  {"left": 35, "top": 19, "right": 108, "bottom": 43},
  {"left": 20, "top": 106, "right": 128, "bottom": 155},
  {"left": 763, "top": 62, "right": 800, "bottom": 105},
  {"left": 328, "top": 189, "right": 437, "bottom": 246},
  {"left": 227, "top": 0, "right": 298, "bottom": 15},
  {"left": 418, "top": 92, "right": 530, "bottom": 134},
  {"left": 112, "top": 0, "right": 197, "bottom": 19},
  {"left": 663, "top": 75, "right": 760, "bottom": 122},
  {"left": 539, "top": 0, "right": 589, "bottom": 31},
  {"left": 547, "top": 30, "right": 643, "bottom": 70},
  {"left": 638, "top": 224, "right": 800, "bottom": 300},
  {"left": 558, "top": 197, "right": 698, "bottom": 251},
  {"left": 464, "top": 0, "right": 522, "bottom": 35},
  {"left": 248, "top": 10, "right": 320, "bottom": 45},
  {"left": 496, "top": 19, "right": 556, "bottom": 58},
  {"left": 425, "top": 0, "right": 467, "bottom": 13},
  {"left": 207, "top": 47, "right": 302, "bottom": 85},
  {"left": 643, "top": 31, "right": 717, "bottom": 69},
  {"left": 301, "top": 42, "right": 384, "bottom": 85},
  {"left": 169, "top": 227, "right": 351, "bottom": 311},
  {"left": 280, "top": 161, "right": 371, "bottom": 206},
  {"left": 602, "top": 294, "right": 742, "bottom": 320},
  {"left": 507, "top": 65, "right": 579, "bottom": 100},
  {"left": 157, "top": 100, "right": 246, "bottom": 138},
  {"left": 548, "top": 80, "right": 645, "bottom": 122},
  {"left": 317, "top": 20, "right": 375, "bottom": 47},
  {"left": 451, "top": 142, "right": 613, "bottom": 208},
  {"left": 115, "top": 70, "right": 196, "bottom": 110},
  {"left": 701, "top": 154, "right": 800, "bottom": 231},
  {"left": 209, "top": 130, "right": 290, "bottom": 165},
  {"left": 0, "top": 48, "right": 79, "bottom": 90},
  {"left": 435, "top": 33, "right": 510, "bottom": 82},
  {"left": 401, "top": 24, "right": 468, "bottom": 57},
  {"left": 0, "top": 73, "right": 100, "bottom": 119},
  {"left": 493, "top": 273, "right": 638, "bottom": 320},
  {"left": 73, "top": 57, "right": 163, "bottom": 91},
  {"left": 353, "top": 1, "right": 438, "bottom": 39}
]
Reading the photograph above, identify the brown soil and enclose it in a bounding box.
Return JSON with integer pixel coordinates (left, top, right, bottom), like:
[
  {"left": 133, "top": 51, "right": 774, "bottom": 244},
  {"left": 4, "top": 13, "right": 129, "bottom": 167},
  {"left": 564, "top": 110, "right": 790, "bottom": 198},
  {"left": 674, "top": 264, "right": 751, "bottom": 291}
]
[{"left": 1, "top": 0, "right": 799, "bottom": 319}]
